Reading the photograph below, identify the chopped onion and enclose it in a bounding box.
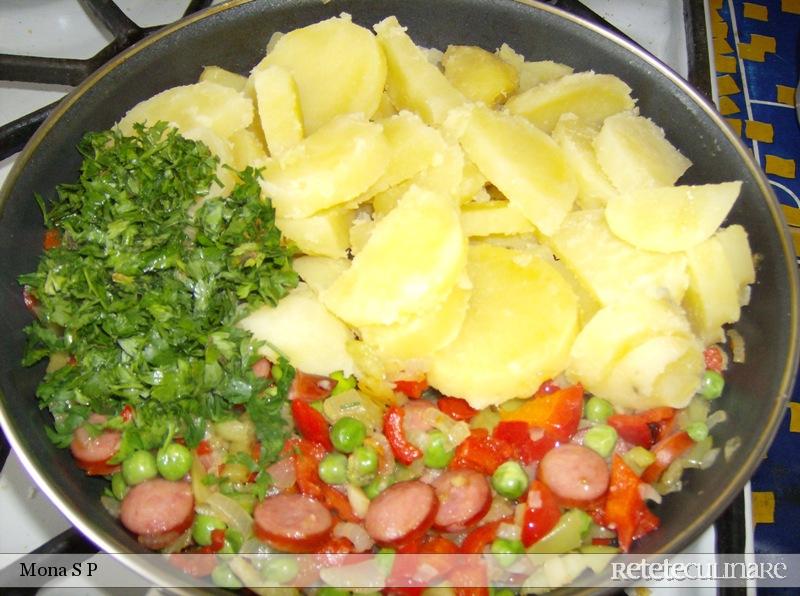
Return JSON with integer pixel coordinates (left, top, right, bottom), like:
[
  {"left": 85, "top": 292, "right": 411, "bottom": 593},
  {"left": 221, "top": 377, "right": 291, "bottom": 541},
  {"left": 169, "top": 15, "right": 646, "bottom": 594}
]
[
  {"left": 100, "top": 495, "right": 120, "bottom": 518},
  {"left": 334, "top": 522, "right": 374, "bottom": 553},
  {"left": 320, "top": 558, "right": 385, "bottom": 589},
  {"left": 724, "top": 436, "right": 742, "bottom": 461},
  {"left": 191, "top": 456, "right": 211, "bottom": 505},
  {"left": 638, "top": 483, "right": 662, "bottom": 504},
  {"left": 240, "top": 538, "right": 274, "bottom": 556},
  {"left": 366, "top": 432, "right": 396, "bottom": 477},
  {"left": 514, "top": 503, "right": 526, "bottom": 526},
  {"left": 346, "top": 484, "right": 370, "bottom": 519},
  {"left": 482, "top": 495, "right": 515, "bottom": 524},
  {"left": 496, "top": 522, "right": 522, "bottom": 541},
  {"left": 323, "top": 388, "right": 384, "bottom": 430},
  {"left": 229, "top": 556, "right": 281, "bottom": 591},
  {"left": 267, "top": 458, "right": 296, "bottom": 491},
  {"left": 207, "top": 492, "right": 253, "bottom": 539},
  {"left": 706, "top": 410, "right": 728, "bottom": 430},
  {"left": 161, "top": 527, "right": 192, "bottom": 554},
  {"left": 700, "top": 447, "right": 721, "bottom": 470},
  {"left": 727, "top": 329, "right": 746, "bottom": 363},
  {"left": 419, "top": 467, "right": 444, "bottom": 485},
  {"left": 422, "top": 408, "right": 471, "bottom": 449}
]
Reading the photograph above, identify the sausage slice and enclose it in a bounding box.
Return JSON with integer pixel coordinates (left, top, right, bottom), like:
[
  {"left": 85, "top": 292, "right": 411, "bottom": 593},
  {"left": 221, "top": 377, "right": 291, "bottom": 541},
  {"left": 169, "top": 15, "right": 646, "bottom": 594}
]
[
  {"left": 70, "top": 415, "right": 121, "bottom": 464},
  {"left": 120, "top": 479, "right": 194, "bottom": 537},
  {"left": 254, "top": 493, "right": 333, "bottom": 553},
  {"left": 432, "top": 469, "right": 491, "bottom": 532},
  {"left": 365, "top": 480, "right": 438, "bottom": 545},
  {"left": 539, "top": 443, "right": 610, "bottom": 502}
]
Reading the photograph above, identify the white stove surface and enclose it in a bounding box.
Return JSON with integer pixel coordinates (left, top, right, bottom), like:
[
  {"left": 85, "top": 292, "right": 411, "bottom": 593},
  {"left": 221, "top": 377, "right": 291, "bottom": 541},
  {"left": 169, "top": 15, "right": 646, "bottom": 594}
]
[{"left": 0, "top": 0, "right": 726, "bottom": 592}]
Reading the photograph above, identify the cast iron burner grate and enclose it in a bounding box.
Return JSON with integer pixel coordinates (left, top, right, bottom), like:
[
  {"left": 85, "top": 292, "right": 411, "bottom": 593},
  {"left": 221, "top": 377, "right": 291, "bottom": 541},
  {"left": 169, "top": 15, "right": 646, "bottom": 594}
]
[{"left": 0, "top": 2, "right": 740, "bottom": 595}]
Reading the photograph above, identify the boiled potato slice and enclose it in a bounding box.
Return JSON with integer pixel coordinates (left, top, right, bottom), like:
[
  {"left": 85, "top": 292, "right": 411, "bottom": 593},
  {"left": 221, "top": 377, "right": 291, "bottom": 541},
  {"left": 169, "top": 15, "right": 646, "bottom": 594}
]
[
  {"left": 239, "top": 283, "right": 356, "bottom": 376},
  {"left": 374, "top": 16, "right": 465, "bottom": 125},
  {"left": 567, "top": 294, "right": 694, "bottom": 394},
  {"left": 374, "top": 92, "right": 398, "bottom": 119},
  {"left": 605, "top": 181, "right": 741, "bottom": 253},
  {"left": 349, "top": 215, "right": 375, "bottom": 255},
  {"left": 322, "top": 185, "right": 466, "bottom": 327},
  {"left": 461, "top": 200, "right": 535, "bottom": 237},
  {"left": 548, "top": 210, "right": 689, "bottom": 305},
  {"left": 118, "top": 82, "right": 253, "bottom": 139},
  {"left": 598, "top": 334, "right": 704, "bottom": 410},
  {"left": 552, "top": 113, "right": 617, "bottom": 210},
  {"left": 261, "top": 114, "right": 390, "bottom": 218},
  {"left": 255, "top": 16, "right": 386, "bottom": 133},
  {"left": 458, "top": 159, "right": 488, "bottom": 203},
  {"left": 229, "top": 129, "right": 268, "bottom": 170},
  {"left": 360, "top": 283, "right": 471, "bottom": 363},
  {"left": 276, "top": 207, "right": 355, "bottom": 258},
  {"left": 457, "top": 105, "right": 577, "bottom": 236},
  {"left": 496, "top": 44, "right": 573, "bottom": 92},
  {"left": 505, "top": 71, "right": 634, "bottom": 133},
  {"left": 683, "top": 234, "right": 741, "bottom": 343},
  {"left": 428, "top": 244, "right": 579, "bottom": 408},
  {"left": 199, "top": 65, "right": 247, "bottom": 92},
  {"left": 595, "top": 111, "right": 692, "bottom": 191},
  {"left": 293, "top": 256, "right": 350, "bottom": 294},
  {"left": 252, "top": 65, "right": 304, "bottom": 156},
  {"left": 550, "top": 259, "right": 601, "bottom": 326},
  {"left": 717, "top": 224, "right": 756, "bottom": 291},
  {"left": 442, "top": 45, "right": 518, "bottom": 106},
  {"left": 371, "top": 183, "right": 410, "bottom": 218},
  {"left": 413, "top": 142, "right": 465, "bottom": 198}
]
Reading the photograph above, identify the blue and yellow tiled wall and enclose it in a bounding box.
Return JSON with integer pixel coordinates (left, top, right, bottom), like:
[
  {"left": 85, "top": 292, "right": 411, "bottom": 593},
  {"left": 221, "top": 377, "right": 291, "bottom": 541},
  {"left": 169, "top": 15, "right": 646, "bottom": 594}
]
[{"left": 710, "top": 0, "right": 800, "bottom": 554}]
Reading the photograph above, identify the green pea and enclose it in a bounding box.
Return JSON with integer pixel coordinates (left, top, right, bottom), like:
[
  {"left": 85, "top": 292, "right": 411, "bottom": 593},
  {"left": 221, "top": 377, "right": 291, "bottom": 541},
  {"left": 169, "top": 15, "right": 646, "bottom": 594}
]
[
  {"left": 156, "top": 442, "right": 193, "bottom": 481},
  {"left": 261, "top": 556, "right": 298, "bottom": 583},
  {"left": 319, "top": 452, "right": 348, "bottom": 485},
  {"left": 584, "top": 396, "right": 614, "bottom": 423},
  {"left": 318, "top": 588, "right": 350, "bottom": 596},
  {"left": 348, "top": 445, "right": 378, "bottom": 485},
  {"left": 331, "top": 371, "right": 357, "bottom": 396},
  {"left": 211, "top": 564, "right": 242, "bottom": 589},
  {"left": 700, "top": 370, "right": 725, "bottom": 399},
  {"left": 110, "top": 472, "right": 128, "bottom": 501},
  {"left": 423, "top": 431, "right": 454, "bottom": 469},
  {"left": 583, "top": 424, "right": 618, "bottom": 458},
  {"left": 686, "top": 421, "right": 709, "bottom": 442},
  {"left": 121, "top": 450, "right": 157, "bottom": 485},
  {"left": 192, "top": 514, "right": 226, "bottom": 546},
  {"left": 491, "top": 537, "right": 525, "bottom": 568},
  {"left": 330, "top": 417, "right": 367, "bottom": 453},
  {"left": 491, "top": 461, "right": 528, "bottom": 500},
  {"left": 364, "top": 474, "right": 393, "bottom": 499}
]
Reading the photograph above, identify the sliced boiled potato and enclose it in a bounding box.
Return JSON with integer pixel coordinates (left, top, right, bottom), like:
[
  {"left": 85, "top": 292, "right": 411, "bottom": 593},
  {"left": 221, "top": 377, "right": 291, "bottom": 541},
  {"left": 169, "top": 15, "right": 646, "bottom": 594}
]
[
  {"left": 322, "top": 185, "right": 466, "bottom": 327},
  {"left": 374, "top": 92, "right": 398, "bottom": 119},
  {"left": 595, "top": 111, "right": 692, "bottom": 192},
  {"left": 683, "top": 234, "right": 741, "bottom": 343},
  {"left": 276, "top": 206, "right": 355, "bottom": 258},
  {"left": 255, "top": 16, "right": 386, "bottom": 133},
  {"left": 239, "top": 283, "right": 356, "bottom": 376},
  {"left": 199, "top": 65, "right": 247, "bottom": 92},
  {"left": 293, "top": 256, "right": 351, "bottom": 294},
  {"left": 505, "top": 71, "right": 634, "bottom": 133},
  {"left": 716, "top": 224, "right": 756, "bottom": 291},
  {"left": 370, "top": 111, "right": 449, "bottom": 193},
  {"left": 229, "top": 129, "right": 268, "bottom": 170},
  {"left": 252, "top": 65, "right": 304, "bottom": 156},
  {"left": 552, "top": 113, "right": 617, "bottom": 210},
  {"left": 261, "top": 114, "right": 390, "bottom": 218},
  {"left": 442, "top": 45, "right": 519, "bottom": 106},
  {"left": 461, "top": 200, "right": 535, "bottom": 237},
  {"left": 458, "top": 159, "right": 488, "bottom": 203},
  {"left": 118, "top": 82, "right": 253, "bottom": 139},
  {"left": 598, "top": 334, "right": 704, "bottom": 410},
  {"left": 374, "top": 16, "right": 465, "bottom": 125},
  {"left": 550, "top": 259, "right": 601, "bottom": 326},
  {"left": 428, "top": 244, "right": 579, "bottom": 408},
  {"left": 360, "top": 283, "right": 471, "bottom": 363},
  {"left": 457, "top": 105, "right": 577, "bottom": 236},
  {"left": 349, "top": 215, "right": 375, "bottom": 255},
  {"left": 567, "top": 294, "right": 694, "bottom": 394},
  {"left": 413, "top": 142, "right": 465, "bottom": 198},
  {"left": 605, "top": 181, "right": 741, "bottom": 253},
  {"left": 548, "top": 209, "right": 689, "bottom": 305},
  {"left": 496, "top": 44, "right": 573, "bottom": 92},
  {"left": 371, "top": 183, "right": 410, "bottom": 218}
]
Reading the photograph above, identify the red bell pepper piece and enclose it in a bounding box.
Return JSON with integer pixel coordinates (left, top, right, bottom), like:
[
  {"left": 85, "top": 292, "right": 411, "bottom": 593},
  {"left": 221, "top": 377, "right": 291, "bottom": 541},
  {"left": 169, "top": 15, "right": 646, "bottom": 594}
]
[
  {"left": 451, "top": 563, "right": 490, "bottom": 596},
  {"left": 43, "top": 228, "right": 61, "bottom": 250},
  {"left": 209, "top": 528, "right": 226, "bottom": 552},
  {"left": 121, "top": 404, "right": 134, "bottom": 423},
  {"left": 437, "top": 396, "right": 478, "bottom": 421},
  {"left": 196, "top": 439, "right": 213, "bottom": 456},
  {"left": 22, "top": 286, "right": 39, "bottom": 314},
  {"left": 493, "top": 421, "right": 555, "bottom": 464},
  {"left": 460, "top": 519, "right": 507, "bottom": 554},
  {"left": 605, "top": 455, "right": 660, "bottom": 552},
  {"left": 703, "top": 345, "right": 724, "bottom": 372},
  {"left": 283, "top": 437, "right": 327, "bottom": 498},
  {"left": 321, "top": 484, "right": 359, "bottom": 522},
  {"left": 291, "top": 400, "right": 333, "bottom": 450},
  {"left": 498, "top": 385, "right": 583, "bottom": 442},
  {"left": 75, "top": 459, "right": 120, "bottom": 476},
  {"left": 450, "top": 428, "right": 515, "bottom": 475},
  {"left": 383, "top": 406, "right": 422, "bottom": 465},
  {"left": 607, "top": 407, "right": 676, "bottom": 448},
  {"left": 641, "top": 431, "right": 695, "bottom": 484},
  {"left": 289, "top": 371, "right": 335, "bottom": 401},
  {"left": 521, "top": 480, "right": 561, "bottom": 547},
  {"left": 394, "top": 378, "right": 429, "bottom": 399}
]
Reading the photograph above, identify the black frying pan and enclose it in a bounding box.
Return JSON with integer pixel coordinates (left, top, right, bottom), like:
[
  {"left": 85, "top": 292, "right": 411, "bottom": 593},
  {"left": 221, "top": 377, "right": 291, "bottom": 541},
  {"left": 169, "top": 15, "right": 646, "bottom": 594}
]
[{"left": 0, "top": 0, "right": 797, "bottom": 591}]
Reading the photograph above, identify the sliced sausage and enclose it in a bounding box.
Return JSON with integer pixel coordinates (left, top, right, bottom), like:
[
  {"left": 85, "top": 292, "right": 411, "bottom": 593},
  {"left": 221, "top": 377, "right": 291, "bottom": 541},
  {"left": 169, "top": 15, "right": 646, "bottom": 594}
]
[
  {"left": 120, "top": 479, "right": 194, "bottom": 537},
  {"left": 254, "top": 493, "right": 333, "bottom": 553},
  {"left": 539, "top": 444, "right": 610, "bottom": 502},
  {"left": 364, "top": 480, "right": 438, "bottom": 546},
  {"left": 432, "top": 469, "right": 491, "bottom": 532},
  {"left": 70, "top": 415, "right": 121, "bottom": 464}
]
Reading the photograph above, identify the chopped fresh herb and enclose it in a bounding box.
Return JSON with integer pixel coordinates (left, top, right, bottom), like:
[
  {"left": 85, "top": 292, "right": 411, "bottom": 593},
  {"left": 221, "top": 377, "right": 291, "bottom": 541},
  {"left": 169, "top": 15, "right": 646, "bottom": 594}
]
[{"left": 20, "top": 122, "right": 298, "bottom": 462}]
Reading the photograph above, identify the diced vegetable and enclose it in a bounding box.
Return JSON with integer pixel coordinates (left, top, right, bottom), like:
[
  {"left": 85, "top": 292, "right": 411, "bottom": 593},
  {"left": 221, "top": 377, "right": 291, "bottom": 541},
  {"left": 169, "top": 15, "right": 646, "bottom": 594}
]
[
  {"left": 491, "top": 461, "right": 529, "bottom": 500},
  {"left": 605, "top": 455, "right": 660, "bottom": 551},
  {"left": 583, "top": 424, "right": 618, "bottom": 458},
  {"left": 526, "top": 508, "right": 591, "bottom": 554},
  {"left": 291, "top": 400, "right": 333, "bottom": 450},
  {"left": 318, "top": 452, "right": 348, "bottom": 485},
  {"left": 499, "top": 385, "right": 583, "bottom": 443},
  {"left": 699, "top": 370, "right": 725, "bottom": 399},
  {"left": 383, "top": 406, "right": 422, "bottom": 465}
]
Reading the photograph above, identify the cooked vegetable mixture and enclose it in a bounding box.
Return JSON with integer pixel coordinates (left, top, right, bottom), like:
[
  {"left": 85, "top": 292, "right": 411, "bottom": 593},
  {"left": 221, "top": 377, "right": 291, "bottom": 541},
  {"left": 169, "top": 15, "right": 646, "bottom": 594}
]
[{"left": 20, "top": 13, "right": 756, "bottom": 594}]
